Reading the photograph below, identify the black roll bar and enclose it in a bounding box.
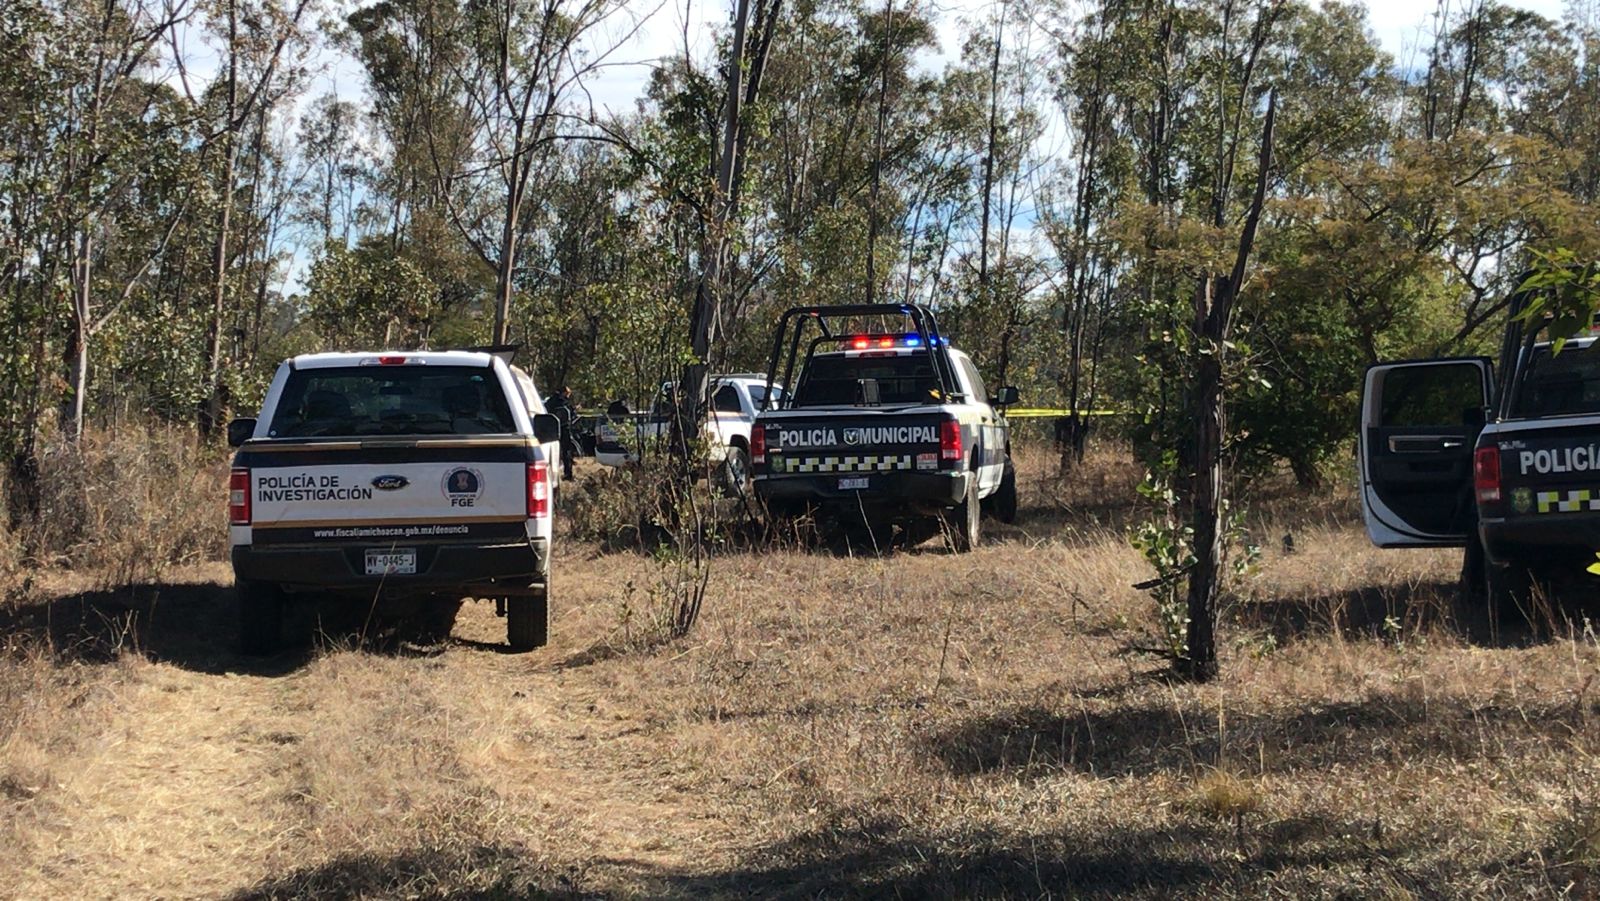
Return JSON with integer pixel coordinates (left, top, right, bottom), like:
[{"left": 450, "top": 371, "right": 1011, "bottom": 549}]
[{"left": 761, "top": 304, "right": 960, "bottom": 410}]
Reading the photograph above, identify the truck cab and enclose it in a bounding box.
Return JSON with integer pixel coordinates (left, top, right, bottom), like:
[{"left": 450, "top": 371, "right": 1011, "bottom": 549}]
[{"left": 1358, "top": 285, "right": 1600, "bottom": 612}]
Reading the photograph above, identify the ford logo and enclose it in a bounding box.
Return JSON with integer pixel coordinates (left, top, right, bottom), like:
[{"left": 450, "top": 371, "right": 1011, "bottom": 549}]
[{"left": 371, "top": 475, "right": 410, "bottom": 491}]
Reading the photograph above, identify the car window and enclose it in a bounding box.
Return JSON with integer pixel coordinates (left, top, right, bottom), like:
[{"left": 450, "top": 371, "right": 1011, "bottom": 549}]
[
  {"left": 712, "top": 385, "right": 744, "bottom": 414},
  {"left": 267, "top": 366, "right": 517, "bottom": 437},
  {"left": 1378, "top": 364, "right": 1485, "bottom": 427},
  {"left": 792, "top": 354, "right": 942, "bottom": 407},
  {"left": 515, "top": 373, "right": 544, "bottom": 415},
  {"left": 749, "top": 384, "right": 787, "bottom": 410},
  {"left": 1512, "top": 345, "right": 1600, "bottom": 418},
  {"left": 959, "top": 357, "right": 987, "bottom": 401}
]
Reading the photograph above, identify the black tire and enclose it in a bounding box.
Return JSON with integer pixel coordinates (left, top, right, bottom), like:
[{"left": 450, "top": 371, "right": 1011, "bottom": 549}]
[
  {"left": 1484, "top": 557, "right": 1536, "bottom": 636},
  {"left": 1455, "top": 538, "right": 1488, "bottom": 638},
  {"left": 838, "top": 519, "right": 894, "bottom": 555},
  {"left": 993, "top": 459, "right": 1018, "bottom": 524},
  {"left": 507, "top": 588, "right": 549, "bottom": 651},
  {"left": 944, "top": 475, "right": 981, "bottom": 553},
  {"left": 764, "top": 499, "right": 814, "bottom": 545},
  {"left": 718, "top": 445, "right": 752, "bottom": 498},
  {"left": 412, "top": 598, "right": 463, "bottom": 644},
  {"left": 902, "top": 518, "right": 943, "bottom": 548},
  {"left": 238, "top": 579, "right": 284, "bottom": 656}
]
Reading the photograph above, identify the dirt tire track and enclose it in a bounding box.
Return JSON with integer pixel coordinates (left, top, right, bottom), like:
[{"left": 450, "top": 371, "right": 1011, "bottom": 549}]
[
  {"left": 5, "top": 575, "right": 734, "bottom": 898},
  {"left": 7, "top": 659, "right": 309, "bottom": 899}
]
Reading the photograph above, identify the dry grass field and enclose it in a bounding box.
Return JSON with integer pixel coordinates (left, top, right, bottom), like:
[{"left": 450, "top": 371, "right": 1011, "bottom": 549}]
[{"left": 6, "top": 439, "right": 1600, "bottom": 898}]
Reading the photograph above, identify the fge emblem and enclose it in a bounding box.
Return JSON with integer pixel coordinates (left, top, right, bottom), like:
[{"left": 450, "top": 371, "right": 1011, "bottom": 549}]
[{"left": 442, "top": 468, "right": 484, "bottom": 507}]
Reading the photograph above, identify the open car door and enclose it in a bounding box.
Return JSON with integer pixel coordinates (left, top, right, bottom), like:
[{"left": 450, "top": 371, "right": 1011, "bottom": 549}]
[{"left": 1359, "top": 358, "right": 1493, "bottom": 547}]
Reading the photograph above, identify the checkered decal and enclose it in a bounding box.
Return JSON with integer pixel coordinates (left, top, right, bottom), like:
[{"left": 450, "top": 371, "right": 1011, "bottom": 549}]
[
  {"left": 1536, "top": 489, "right": 1600, "bottom": 513},
  {"left": 772, "top": 454, "right": 915, "bottom": 474}
]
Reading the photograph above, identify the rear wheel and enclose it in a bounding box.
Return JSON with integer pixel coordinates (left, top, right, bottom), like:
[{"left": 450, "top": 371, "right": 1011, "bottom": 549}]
[
  {"left": 901, "top": 517, "right": 943, "bottom": 549},
  {"left": 1484, "top": 557, "right": 1539, "bottom": 637},
  {"left": 944, "top": 475, "right": 981, "bottom": 553},
  {"left": 238, "top": 579, "right": 284, "bottom": 656},
  {"left": 718, "top": 445, "right": 752, "bottom": 497},
  {"left": 507, "top": 587, "right": 549, "bottom": 651},
  {"left": 412, "top": 598, "right": 463, "bottom": 644},
  {"left": 992, "top": 458, "right": 1018, "bottom": 524}
]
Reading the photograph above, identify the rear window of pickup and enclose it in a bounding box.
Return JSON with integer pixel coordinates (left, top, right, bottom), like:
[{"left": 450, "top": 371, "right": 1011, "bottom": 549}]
[
  {"left": 1513, "top": 345, "right": 1600, "bottom": 418},
  {"left": 792, "top": 354, "right": 942, "bottom": 407},
  {"left": 267, "top": 366, "right": 517, "bottom": 438}
]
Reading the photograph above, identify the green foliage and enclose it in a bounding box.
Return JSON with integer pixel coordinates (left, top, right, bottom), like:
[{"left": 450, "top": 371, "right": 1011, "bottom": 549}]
[
  {"left": 0, "top": 0, "right": 1598, "bottom": 497},
  {"left": 1516, "top": 250, "right": 1600, "bottom": 351},
  {"left": 1130, "top": 453, "right": 1260, "bottom": 662},
  {"left": 303, "top": 240, "right": 443, "bottom": 350}
]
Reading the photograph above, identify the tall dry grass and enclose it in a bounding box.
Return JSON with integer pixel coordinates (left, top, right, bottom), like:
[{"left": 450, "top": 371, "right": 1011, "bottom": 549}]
[
  {"left": 8, "top": 433, "right": 1600, "bottom": 897},
  {"left": 0, "top": 481, "right": 21, "bottom": 599},
  {"left": 4, "top": 426, "right": 227, "bottom": 593}
]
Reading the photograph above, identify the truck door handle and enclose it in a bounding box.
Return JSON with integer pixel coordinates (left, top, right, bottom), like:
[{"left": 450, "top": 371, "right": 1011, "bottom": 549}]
[{"left": 1389, "top": 435, "right": 1463, "bottom": 453}]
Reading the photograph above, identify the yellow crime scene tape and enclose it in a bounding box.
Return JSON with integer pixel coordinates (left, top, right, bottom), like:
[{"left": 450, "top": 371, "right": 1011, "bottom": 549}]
[{"left": 1003, "top": 408, "right": 1123, "bottom": 419}]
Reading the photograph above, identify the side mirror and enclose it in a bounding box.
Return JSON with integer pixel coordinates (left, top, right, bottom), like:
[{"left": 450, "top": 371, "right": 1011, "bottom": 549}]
[
  {"left": 993, "top": 386, "right": 1021, "bottom": 407},
  {"left": 532, "top": 413, "right": 562, "bottom": 444},
  {"left": 226, "top": 418, "right": 257, "bottom": 448}
]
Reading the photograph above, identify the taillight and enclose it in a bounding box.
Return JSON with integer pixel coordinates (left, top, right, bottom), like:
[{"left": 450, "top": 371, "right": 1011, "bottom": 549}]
[
  {"left": 229, "top": 468, "right": 251, "bottom": 525},
  {"left": 940, "top": 419, "right": 963, "bottom": 463},
  {"left": 378, "top": 355, "right": 406, "bottom": 364},
  {"left": 528, "top": 461, "right": 550, "bottom": 518},
  {"left": 750, "top": 426, "right": 767, "bottom": 464},
  {"left": 1475, "top": 445, "right": 1501, "bottom": 504}
]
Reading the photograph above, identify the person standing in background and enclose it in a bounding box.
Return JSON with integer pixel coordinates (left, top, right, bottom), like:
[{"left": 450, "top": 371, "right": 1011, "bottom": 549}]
[{"left": 546, "top": 386, "right": 578, "bottom": 481}]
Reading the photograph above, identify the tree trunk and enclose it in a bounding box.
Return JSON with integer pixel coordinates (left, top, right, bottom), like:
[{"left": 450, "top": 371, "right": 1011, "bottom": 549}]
[
  {"left": 676, "top": 0, "right": 752, "bottom": 476},
  {"left": 1181, "top": 338, "right": 1224, "bottom": 682},
  {"left": 201, "top": 0, "right": 240, "bottom": 437},
  {"left": 494, "top": 191, "right": 519, "bottom": 346},
  {"left": 1178, "top": 91, "right": 1275, "bottom": 683},
  {"left": 864, "top": 0, "right": 892, "bottom": 304},
  {"left": 977, "top": 4, "right": 1004, "bottom": 295},
  {"left": 65, "top": 231, "right": 93, "bottom": 441}
]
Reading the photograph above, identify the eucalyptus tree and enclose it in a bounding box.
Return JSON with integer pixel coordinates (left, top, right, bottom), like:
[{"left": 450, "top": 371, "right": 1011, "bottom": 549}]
[{"left": 428, "top": 0, "right": 634, "bottom": 346}]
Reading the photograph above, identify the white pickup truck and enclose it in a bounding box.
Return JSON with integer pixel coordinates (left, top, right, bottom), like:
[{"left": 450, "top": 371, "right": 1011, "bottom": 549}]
[
  {"left": 226, "top": 351, "right": 563, "bottom": 654},
  {"left": 593, "top": 374, "right": 787, "bottom": 494}
]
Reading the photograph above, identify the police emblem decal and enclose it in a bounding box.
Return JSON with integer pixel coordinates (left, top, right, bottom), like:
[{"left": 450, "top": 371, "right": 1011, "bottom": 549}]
[{"left": 442, "top": 468, "right": 485, "bottom": 507}]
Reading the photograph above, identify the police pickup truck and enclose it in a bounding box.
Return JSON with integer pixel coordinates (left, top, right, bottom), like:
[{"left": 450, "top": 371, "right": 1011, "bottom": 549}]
[
  {"left": 1359, "top": 283, "right": 1600, "bottom": 618},
  {"left": 226, "top": 351, "right": 563, "bottom": 654},
  {"left": 751, "top": 304, "right": 1019, "bottom": 550},
  {"left": 593, "top": 374, "right": 787, "bottom": 495}
]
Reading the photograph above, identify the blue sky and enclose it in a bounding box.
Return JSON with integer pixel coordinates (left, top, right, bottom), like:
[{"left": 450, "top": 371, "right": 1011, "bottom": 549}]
[{"left": 560, "top": 0, "right": 1575, "bottom": 117}]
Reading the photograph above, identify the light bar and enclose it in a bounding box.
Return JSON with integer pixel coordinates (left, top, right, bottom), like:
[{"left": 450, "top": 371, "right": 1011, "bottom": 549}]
[{"left": 845, "top": 334, "right": 935, "bottom": 350}]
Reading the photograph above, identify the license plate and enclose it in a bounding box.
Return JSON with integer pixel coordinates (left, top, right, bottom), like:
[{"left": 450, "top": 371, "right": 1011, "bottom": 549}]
[
  {"left": 838, "top": 477, "right": 869, "bottom": 491},
  {"left": 365, "top": 549, "right": 416, "bottom": 575}
]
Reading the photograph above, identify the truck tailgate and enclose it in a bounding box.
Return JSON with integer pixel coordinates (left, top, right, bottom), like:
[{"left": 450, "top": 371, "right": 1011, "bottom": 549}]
[
  {"left": 1494, "top": 423, "right": 1600, "bottom": 515},
  {"left": 239, "top": 439, "right": 532, "bottom": 530},
  {"left": 761, "top": 410, "right": 948, "bottom": 473}
]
